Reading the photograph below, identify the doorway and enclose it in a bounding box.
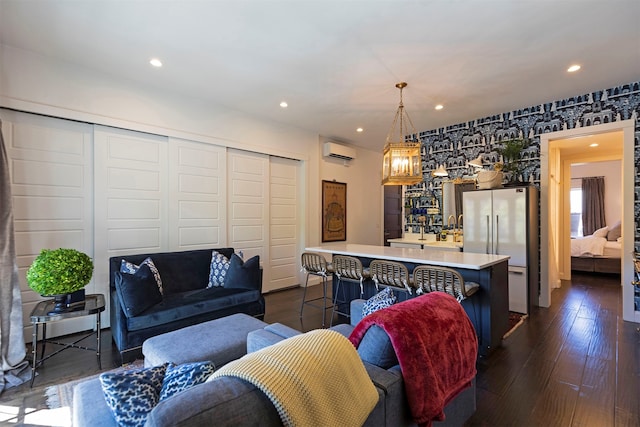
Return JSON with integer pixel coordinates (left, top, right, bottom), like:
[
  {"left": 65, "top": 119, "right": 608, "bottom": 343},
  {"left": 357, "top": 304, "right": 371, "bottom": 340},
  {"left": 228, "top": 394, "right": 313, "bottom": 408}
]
[
  {"left": 383, "top": 185, "right": 402, "bottom": 245},
  {"left": 540, "top": 119, "right": 637, "bottom": 323}
]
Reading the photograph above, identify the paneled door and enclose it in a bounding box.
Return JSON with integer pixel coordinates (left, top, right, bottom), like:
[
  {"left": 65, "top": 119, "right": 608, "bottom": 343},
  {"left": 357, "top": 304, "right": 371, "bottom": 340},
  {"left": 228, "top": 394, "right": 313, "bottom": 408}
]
[
  {"left": 267, "top": 157, "right": 301, "bottom": 292},
  {"left": 1, "top": 110, "right": 94, "bottom": 341},
  {"left": 94, "top": 126, "right": 168, "bottom": 327},
  {"left": 227, "top": 149, "right": 269, "bottom": 284},
  {"left": 168, "top": 137, "right": 226, "bottom": 250}
]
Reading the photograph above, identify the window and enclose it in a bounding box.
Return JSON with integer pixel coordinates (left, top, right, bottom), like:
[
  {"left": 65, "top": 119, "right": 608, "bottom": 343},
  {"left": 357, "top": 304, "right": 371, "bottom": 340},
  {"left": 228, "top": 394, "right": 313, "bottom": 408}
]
[{"left": 570, "top": 185, "right": 583, "bottom": 238}]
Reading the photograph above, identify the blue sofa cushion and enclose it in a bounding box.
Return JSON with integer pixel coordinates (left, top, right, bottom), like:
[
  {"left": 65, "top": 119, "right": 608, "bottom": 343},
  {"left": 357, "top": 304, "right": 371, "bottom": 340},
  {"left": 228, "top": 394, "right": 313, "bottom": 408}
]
[
  {"left": 126, "top": 288, "right": 262, "bottom": 332},
  {"left": 208, "top": 250, "right": 231, "bottom": 288},
  {"left": 100, "top": 364, "right": 168, "bottom": 427},
  {"left": 121, "top": 257, "right": 164, "bottom": 295},
  {"left": 159, "top": 361, "right": 216, "bottom": 401},
  {"left": 356, "top": 325, "right": 398, "bottom": 369},
  {"left": 115, "top": 264, "right": 163, "bottom": 317},
  {"left": 225, "top": 254, "right": 261, "bottom": 290}
]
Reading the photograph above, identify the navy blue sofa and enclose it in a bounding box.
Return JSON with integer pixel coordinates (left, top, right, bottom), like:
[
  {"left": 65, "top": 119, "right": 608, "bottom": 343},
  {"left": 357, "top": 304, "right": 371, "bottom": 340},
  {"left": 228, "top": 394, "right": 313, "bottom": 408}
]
[{"left": 109, "top": 248, "right": 265, "bottom": 363}]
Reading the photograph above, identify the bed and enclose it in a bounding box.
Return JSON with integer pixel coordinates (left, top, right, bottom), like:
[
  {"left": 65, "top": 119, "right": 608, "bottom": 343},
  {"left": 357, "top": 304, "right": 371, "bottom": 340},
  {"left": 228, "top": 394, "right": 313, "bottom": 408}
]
[{"left": 571, "top": 223, "right": 622, "bottom": 274}]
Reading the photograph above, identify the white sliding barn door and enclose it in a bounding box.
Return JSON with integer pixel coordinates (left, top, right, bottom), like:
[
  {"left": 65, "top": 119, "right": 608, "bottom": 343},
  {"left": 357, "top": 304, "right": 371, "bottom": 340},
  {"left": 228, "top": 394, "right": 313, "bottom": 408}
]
[
  {"left": 227, "top": 149, "right": 269, "bottom": 282},
  {"left": 168, "top": 138, "right": 226, "bottom": 250},
  {"left": 94, "top": 126, "right": 168, "bottom": 327},
  {"left": 1, "top": 110, "right": 94, "bottom": 341},
  {"left": 268, "top": 157, "right": 301, "bottom": 292}
]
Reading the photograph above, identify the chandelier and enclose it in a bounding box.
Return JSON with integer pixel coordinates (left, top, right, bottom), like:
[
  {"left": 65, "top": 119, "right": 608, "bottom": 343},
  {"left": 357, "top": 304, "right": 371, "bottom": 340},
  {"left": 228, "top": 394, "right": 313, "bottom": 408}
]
[{"left": 381, "top": 82, "right": 423, "bottom": 186}]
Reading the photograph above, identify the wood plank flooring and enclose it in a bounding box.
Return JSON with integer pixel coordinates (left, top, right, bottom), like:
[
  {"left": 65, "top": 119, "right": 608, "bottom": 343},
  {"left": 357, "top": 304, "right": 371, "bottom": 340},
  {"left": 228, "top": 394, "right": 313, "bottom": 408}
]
[{"left": 1, "top": 272, "right": 638, "bottom": 426}]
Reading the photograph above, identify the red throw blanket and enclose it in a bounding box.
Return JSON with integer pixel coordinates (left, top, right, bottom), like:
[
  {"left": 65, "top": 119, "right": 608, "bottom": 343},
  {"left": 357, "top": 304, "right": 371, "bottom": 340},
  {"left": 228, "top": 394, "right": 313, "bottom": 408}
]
[{"left": 349, "top": 292, "right": 478, "bottom": 427}]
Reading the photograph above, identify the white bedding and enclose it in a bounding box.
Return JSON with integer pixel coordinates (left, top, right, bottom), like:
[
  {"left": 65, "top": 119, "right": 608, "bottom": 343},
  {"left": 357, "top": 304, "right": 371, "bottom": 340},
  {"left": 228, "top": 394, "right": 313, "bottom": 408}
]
[{"left": 571, "top": 236, "right": 622, "bottom": 257}]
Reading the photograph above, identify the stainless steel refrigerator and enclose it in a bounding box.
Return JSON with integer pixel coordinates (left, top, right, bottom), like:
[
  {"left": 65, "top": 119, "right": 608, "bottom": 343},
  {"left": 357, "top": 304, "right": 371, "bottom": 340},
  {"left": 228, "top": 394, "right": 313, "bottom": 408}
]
[{"left": 463, "top": 186, "right": 538, "bottom": 314}]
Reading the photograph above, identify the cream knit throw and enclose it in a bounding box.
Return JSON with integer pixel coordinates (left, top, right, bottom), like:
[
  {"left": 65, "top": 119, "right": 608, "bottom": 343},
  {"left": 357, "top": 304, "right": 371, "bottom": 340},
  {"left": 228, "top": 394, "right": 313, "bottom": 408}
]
[{"left": 208, "top": 329, "right": 378, "bottom": 427}]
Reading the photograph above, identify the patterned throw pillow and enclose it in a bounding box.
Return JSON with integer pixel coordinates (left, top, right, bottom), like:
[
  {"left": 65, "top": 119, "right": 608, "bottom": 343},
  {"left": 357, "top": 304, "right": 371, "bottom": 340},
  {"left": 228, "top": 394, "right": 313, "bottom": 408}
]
[
  {"left": 207, "top": 250, "right": 231, "bottom": 288},
  {"left": 362, "top": 287, "right": 397, "bottom": 317},
  {"left": 100, "top": 364, "right": 168, "bottom": 427},
  {"left": 121, "top": 257, "right": 164, "bottom": 295},
  {"left": 159, "top": 361, "right": 216, "bottom": 401}
]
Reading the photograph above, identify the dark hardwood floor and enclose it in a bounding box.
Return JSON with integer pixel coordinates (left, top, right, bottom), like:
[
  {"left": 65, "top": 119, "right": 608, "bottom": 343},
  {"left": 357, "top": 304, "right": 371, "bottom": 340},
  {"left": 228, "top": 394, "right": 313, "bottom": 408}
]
[{"left": 1, "top": 272, "right": 638, "bottom": 426}]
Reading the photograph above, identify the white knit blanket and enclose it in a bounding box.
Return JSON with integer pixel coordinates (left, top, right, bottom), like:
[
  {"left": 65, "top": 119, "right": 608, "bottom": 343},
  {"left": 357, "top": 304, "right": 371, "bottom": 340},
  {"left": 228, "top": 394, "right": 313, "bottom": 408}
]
[{"left": 208, "top": 329, "right": 378, "bottom": 427}]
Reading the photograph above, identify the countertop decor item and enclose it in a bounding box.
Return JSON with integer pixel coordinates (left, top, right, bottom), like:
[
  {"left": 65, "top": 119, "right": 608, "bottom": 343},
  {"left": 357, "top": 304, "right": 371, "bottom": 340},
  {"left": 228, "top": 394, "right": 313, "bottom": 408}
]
[
  {"left": 495, "top": 138, "right": 529, "bottom": 182},
  {"left": 26, "top": 248, "right": 93, "bottom": 313}
]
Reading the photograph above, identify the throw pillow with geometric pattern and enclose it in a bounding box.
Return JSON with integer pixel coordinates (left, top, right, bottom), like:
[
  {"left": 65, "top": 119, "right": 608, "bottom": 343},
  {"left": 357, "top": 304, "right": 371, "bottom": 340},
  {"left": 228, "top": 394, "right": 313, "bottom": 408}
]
[
  {"left": 121, "top": 257, "right": 164, "bottom": 295},
  {"left": 99, "top": 364, "right": 168, "bottom": 427},
  {"left": 362, "top": 287, "right": 397, "bottom": 317},
  {"left": 159, "top": 361, "right": 216, "bottom": 401},
  {"left": 207, "top": 250, "right": 231, "bottom": 288}
]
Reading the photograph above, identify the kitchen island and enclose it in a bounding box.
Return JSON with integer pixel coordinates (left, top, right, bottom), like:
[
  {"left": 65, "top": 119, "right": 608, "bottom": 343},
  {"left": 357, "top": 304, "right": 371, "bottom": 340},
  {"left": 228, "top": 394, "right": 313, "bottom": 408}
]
[{"left": 306, "top": 243, "right": 510, "bottom": 356}]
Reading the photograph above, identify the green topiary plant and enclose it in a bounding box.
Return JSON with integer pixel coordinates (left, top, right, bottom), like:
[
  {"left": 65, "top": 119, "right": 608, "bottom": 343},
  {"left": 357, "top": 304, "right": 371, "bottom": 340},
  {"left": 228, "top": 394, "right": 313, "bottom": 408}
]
[{"left": 26, "top": 248, "right": 94, "bottom": 296}]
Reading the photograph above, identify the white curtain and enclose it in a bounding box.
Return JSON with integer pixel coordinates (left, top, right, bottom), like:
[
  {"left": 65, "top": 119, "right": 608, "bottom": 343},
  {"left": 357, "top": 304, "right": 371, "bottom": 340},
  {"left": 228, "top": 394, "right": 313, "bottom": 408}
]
[{"left": 0, "top": 119, "right": 28, "bottom": 393}]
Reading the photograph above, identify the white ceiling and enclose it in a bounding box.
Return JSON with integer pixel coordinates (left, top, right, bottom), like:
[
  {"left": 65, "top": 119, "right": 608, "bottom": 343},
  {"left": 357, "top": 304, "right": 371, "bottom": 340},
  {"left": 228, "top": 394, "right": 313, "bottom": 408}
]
[{"left": 1, "top": 0, "right": 639, "bottom": 152}]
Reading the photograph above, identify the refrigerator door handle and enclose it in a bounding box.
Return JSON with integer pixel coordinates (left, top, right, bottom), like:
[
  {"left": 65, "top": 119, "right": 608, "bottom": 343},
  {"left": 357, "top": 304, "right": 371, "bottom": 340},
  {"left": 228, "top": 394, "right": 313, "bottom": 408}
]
[
  {"left": 495, "top": 214, "right": 499, "bottom": 255},
  {"left": 486, "top": 215, "right": 490, "bottom": 254}
]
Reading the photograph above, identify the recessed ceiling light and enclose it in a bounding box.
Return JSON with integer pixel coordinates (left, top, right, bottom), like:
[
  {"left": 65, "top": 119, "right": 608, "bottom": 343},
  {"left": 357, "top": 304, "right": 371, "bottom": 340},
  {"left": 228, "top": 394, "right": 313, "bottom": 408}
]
[
  {"left": 356, "top": 127, "right": 363, "bottom": 133},
  {"left": 435, "top": 104, "right": 444, "bottom": 110},
  {"left": 567, "top": 64, "right": 581, "bottom": 73},
  {"left": 589, "top": 143, "right": 599, "bottom": 147},
  {"left": 149, "top": 58, "right": 163, "bottom": 67},
  {"left": 279, "top": 101, "right": 288, "bottom": 108}
]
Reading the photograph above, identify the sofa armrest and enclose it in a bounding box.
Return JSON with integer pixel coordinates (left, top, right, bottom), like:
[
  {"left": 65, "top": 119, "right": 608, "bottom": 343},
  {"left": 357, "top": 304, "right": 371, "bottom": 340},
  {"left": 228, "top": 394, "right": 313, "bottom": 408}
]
[{"left": 246, "top": 323, "right": 301, "bottom": 353}]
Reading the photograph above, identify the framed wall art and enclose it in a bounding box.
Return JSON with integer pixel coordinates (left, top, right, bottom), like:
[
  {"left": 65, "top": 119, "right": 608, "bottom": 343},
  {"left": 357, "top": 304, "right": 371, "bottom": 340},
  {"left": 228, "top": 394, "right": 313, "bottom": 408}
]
[{"left": 322, "top": 180, "right": 347, "bottom": 242}]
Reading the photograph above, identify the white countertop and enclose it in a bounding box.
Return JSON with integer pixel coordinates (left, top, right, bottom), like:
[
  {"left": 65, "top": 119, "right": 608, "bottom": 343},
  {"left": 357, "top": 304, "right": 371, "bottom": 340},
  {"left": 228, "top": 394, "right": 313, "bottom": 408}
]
[{"left": 306, "top": 243, "right": 509, "bottom": 270}]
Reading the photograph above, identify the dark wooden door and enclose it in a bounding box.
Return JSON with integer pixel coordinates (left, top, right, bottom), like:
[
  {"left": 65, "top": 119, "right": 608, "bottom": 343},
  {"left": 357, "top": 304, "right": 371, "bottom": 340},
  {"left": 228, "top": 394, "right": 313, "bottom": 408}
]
[{"left": 383, "top": 185, "right": 403, "bottom": 245}]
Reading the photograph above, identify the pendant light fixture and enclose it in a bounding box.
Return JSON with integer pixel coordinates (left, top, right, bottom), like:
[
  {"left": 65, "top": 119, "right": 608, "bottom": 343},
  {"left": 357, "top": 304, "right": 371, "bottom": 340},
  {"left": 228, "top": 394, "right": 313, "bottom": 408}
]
[{"left": 381, "top": 82, "right": 423, "bottom": 186}]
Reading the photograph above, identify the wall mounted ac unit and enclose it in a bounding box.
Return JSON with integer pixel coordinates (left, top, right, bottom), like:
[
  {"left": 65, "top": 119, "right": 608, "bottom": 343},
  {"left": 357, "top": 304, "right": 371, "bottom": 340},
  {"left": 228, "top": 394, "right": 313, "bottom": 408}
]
[{"left": 323, "top": 142, "right": 356, "bottom": 161}]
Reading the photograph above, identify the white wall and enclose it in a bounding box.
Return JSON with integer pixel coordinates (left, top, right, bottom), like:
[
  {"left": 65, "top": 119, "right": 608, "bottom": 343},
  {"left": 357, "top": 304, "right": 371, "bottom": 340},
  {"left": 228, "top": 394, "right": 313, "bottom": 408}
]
[
  {"left": 571, "top": 160, "right": 622, "bottom": 227},
  {"left": 0, "top": 45, "right": 383, "bottom": 271},
  {"left": 318, "top": 138, "right": 383, "bottom": 246}
]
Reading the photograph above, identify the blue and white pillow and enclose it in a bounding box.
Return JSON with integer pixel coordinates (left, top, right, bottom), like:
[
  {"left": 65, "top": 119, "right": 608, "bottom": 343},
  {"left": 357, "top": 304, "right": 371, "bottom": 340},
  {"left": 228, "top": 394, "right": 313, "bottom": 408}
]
[
  {"left": 100, "top": 361, "right": 216, "bottom": 426},
  {"left": 100, "top": 364, "right": 168, "bottom": 427},
  {"left": 159, "top": 361, "right": 216, "bottom": 400},
  {"left": 207, "top": 250, "right": 230, "bottom": 288},
  {"left": 121, "top": 257, "right": 163, "bottom": 295},
  {"left": 362, "top": 287, "right": 397, "bottom": 317}
]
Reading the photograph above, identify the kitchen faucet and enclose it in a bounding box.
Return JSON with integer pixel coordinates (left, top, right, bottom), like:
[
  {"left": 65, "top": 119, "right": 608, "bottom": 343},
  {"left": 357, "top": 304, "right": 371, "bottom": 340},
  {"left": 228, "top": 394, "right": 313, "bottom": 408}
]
[{"left": 456, "top": 214, "right": 464, "bottom": 242}]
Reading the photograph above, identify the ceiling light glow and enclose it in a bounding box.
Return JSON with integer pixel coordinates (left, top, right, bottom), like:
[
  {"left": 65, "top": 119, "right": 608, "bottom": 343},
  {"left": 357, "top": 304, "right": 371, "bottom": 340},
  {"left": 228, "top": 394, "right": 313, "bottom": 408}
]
[
  {"left": 280, "top": 101, "right": 288, "bottom": 108},
  {"left": 149, "top": 58, "right": 162, "bottom": 67},
  {"left": 435, "top": 104, "right": 444, "bottom": 110},
  {"left": 567, "top": 64, "right": 581, "bottom": 73},
  {"left": 589, "top": 143, "right": 599, "bottom": 147},
  {"left": 356, "top": 127, "right": 363, "bottom": 133}
]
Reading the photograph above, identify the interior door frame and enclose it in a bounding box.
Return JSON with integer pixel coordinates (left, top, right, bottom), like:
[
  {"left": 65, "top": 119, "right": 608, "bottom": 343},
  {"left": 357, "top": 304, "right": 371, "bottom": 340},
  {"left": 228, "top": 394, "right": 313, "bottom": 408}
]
[{"left": 540, "top": 119, "right": 636, "bottom": 323}]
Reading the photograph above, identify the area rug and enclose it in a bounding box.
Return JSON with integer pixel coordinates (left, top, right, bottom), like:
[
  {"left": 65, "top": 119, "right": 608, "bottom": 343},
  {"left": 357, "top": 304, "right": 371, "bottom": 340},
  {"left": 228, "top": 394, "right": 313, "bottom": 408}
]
[
  {"left": 45, "top": 360, "right": 144, "bottom": 410},
  {"left": 503, "top": 312, "right": 528, "bottom": 339}
]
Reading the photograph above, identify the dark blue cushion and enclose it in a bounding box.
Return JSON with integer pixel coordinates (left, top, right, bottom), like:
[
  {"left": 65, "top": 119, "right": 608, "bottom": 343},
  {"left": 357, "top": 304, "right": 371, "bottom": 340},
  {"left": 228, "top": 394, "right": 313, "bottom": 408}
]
[
  {"left": 100, "top": 364, "right": 168, "bottom": 427},
  {"left": 125, "top": 288, "right": 262, "bottom": 331},
  {"left": 225, "top": 254, "right": 261, "bottom": 290},
  {"left": 115, "top": 263, "right": 163, "bottom": 317}
]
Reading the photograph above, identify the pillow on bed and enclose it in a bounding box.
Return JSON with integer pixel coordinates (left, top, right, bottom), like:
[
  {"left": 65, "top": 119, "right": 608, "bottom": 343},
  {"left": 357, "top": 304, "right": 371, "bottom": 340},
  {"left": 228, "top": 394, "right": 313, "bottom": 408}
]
[
  {"left": 607, "top": 221, "right": 621, "bottom": 241},
  {"left": 593, "top": 226, "right": 609, "bottom": 238}
]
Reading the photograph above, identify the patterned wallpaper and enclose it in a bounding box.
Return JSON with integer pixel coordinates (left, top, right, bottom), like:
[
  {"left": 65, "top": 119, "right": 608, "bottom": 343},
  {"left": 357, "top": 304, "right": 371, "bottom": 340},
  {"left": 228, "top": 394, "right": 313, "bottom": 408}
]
[{"left": 409, "top": 80, "right": 640, "bottom": 247}]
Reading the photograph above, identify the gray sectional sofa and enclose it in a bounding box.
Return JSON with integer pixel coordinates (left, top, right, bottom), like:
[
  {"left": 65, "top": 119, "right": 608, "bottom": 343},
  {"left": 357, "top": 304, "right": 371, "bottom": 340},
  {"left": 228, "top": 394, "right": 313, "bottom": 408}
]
[
  {"left": 75, "top": 301, "right": 476, "bottom": 426},
  {"left": 109, "top": 248, "right": 265, "bottom": 363}
]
